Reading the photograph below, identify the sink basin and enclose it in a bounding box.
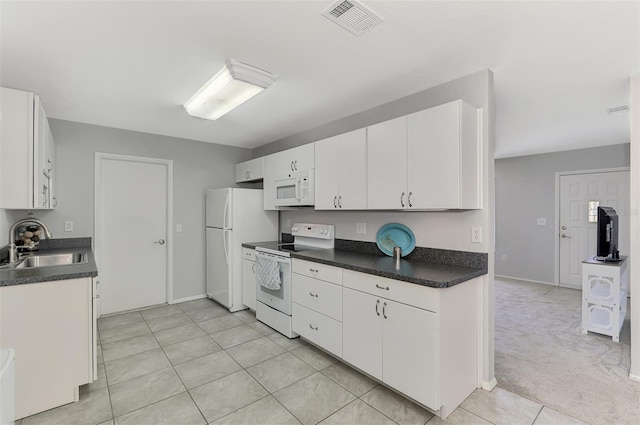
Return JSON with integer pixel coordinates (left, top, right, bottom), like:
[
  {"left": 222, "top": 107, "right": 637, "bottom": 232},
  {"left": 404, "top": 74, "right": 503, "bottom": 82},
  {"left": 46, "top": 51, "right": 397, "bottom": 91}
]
[{"left": 14, "top": 252, "right": 87, "bottom": 269}]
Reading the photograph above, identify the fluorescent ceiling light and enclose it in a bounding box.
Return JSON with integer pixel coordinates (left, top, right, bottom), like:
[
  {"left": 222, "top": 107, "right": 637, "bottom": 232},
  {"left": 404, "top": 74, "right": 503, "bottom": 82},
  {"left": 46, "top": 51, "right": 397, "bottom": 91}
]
[{"left": 184, "top": 59, "right": 278, "bottom": 120}]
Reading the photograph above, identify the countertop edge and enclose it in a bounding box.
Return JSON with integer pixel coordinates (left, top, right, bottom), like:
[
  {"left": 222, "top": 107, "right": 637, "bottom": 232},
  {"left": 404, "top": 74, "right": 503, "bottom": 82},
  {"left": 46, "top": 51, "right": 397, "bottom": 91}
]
[
  {"left": 0, "top": 243, "right": 98, "bottom": 287},
  {"left": 289, "top": 252, "right": 487, "bottom": 288}
]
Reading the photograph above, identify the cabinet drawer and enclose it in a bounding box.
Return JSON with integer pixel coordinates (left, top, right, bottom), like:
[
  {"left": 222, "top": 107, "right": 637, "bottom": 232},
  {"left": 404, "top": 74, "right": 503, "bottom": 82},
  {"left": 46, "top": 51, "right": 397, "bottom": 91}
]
[
  {"left": 292, "top": 303, "right": 342, "bottom": 358},
  {"left": 292, "top": 259, "right": 342, "bottom": 285},
  {"left": 343, "top": 270, "right": 438, "bottom": 313},
  {"left": 242, "top": 248, "right": 256, "bottom": 261},
  {"left": 292, "top": 274, "right": 342, "bottom": 320}
]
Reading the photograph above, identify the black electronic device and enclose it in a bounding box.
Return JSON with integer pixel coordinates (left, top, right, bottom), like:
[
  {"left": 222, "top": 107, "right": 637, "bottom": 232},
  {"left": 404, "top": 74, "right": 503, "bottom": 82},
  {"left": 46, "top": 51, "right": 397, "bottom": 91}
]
[{"left": 596, "top": 206, "right": 620, "bottom": 262}]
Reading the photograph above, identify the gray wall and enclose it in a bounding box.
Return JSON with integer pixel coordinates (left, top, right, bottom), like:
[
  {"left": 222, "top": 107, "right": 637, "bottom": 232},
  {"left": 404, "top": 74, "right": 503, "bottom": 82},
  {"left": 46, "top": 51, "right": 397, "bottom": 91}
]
[
  {"left": 0, "top": 209, "right": 9, "bottom": 245},
  {"left": 8, "top": 119, "right": 251, "bottom": 300},
  {"left": 495, "top": 143, "right": 630, "bottom": 283}
]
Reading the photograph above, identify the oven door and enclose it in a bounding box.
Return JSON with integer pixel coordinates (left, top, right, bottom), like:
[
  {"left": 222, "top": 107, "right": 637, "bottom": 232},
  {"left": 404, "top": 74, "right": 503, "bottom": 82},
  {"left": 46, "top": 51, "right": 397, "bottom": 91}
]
[{"left": 256, "top": 253, "right": 292, "bottom": 315}]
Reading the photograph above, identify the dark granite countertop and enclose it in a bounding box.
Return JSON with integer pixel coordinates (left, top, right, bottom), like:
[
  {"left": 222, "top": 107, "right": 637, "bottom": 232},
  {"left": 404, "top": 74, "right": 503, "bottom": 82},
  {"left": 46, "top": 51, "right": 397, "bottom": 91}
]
[
  {"left": 290, "top": 248, "right": 485, "bottom": 288},
  {"left": 243, "top": 239, "right": 487, "bottom": 288},
  {"left": 0, "top": 238, "right": 98, "bottom": 287}
]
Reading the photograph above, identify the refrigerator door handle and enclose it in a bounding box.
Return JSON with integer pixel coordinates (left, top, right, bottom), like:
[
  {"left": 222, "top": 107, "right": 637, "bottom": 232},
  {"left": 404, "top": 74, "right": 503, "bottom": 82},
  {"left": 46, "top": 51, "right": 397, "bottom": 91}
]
[
  {"left": 223, "top": 193, "right": 230, "bottom": 229},
  {"left": 223, "top": 230, "right": 230, "bottom": 266}
]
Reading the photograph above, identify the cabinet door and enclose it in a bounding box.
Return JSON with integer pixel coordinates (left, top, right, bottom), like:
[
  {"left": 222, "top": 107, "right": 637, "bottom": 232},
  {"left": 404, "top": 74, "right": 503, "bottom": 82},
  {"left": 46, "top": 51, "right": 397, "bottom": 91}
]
[
  {"left": 382, "top": 299, "right": 438, "bottom": 409},
  {"left": 236, "top": 158, "right": 264, "bottom": 183},
  {"left": 367, "top": 116, "right": 407, "bottom": 209},
  {"left": 0, "top": 278, "right": 92, "bottom": 419},
  {"left": 314, "top": 136, "right": 340, "bottom": 209},
  {"left": 34, "top": 97, "right": 49, "bottom": 209},
  {"left": 262, "top": 153, "right": 277, "bottom": 210},
  {"left": 291, "top": 143, "right": 315, "bottom": 171},
  {"left": 408, "top": 101, "right": 460, "bottom": 209},
  {"left": 46, "top": 122, "right": 56, "bottom": 208},
  {"left": 342, "top": 288, "right": 382, "bottom": 380},
  {"left": 242, "top": 258, "right": 257, "bottom": 310},
  {"left": 337, "top": 128, "right": 367, "bottom": 209}
]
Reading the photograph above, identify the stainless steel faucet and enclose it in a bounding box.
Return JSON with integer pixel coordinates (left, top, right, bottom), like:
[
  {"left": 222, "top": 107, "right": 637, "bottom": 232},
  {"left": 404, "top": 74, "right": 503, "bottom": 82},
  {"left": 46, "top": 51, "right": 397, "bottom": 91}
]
[{"left": 8, "top": 218, "right": 53, "bottom": 263}]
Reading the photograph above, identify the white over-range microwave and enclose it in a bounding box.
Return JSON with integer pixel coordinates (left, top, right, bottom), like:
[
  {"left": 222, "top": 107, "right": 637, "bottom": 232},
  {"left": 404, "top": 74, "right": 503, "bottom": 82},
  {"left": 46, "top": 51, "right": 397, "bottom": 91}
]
[{"left": 274, "top": 169, "right": 315, "bottom": 207}]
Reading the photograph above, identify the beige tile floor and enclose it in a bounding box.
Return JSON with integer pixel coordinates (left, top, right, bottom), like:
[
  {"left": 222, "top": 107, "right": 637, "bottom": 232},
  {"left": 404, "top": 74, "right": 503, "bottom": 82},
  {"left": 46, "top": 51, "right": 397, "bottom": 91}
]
[{"left": 18, "top": 298, "right": 587, "bottom": 425}]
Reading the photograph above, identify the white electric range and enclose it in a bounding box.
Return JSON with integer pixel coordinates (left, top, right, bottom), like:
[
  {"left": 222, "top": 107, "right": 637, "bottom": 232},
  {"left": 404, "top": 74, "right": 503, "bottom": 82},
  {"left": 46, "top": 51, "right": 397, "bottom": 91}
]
[{"left": 255, "top": 223, "right": 334, "bottom": 338}]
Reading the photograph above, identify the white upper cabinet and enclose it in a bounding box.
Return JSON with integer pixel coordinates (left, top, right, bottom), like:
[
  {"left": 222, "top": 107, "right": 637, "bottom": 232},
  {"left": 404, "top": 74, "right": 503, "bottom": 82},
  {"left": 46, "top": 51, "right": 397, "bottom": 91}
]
[
  {"left": 367, "top": 100, "right": 480, "bottom": 210},
  {"left": 262, "top": 144, "right": 315, "bottom": 210},
  {"left": 235, "top": 157, "right": 264, "bottom": 183},
  {"left": 0, "top": 87, "right": 56, "bottom": 210},
  {"left": 408, "top": 100, "right": 480, "bottom": 209},
  {"left": 315, "top": 128, "right": 367, "bottom": 210},
  {"left": 367, "top": 116, "right": 408, "bottom": 209}
]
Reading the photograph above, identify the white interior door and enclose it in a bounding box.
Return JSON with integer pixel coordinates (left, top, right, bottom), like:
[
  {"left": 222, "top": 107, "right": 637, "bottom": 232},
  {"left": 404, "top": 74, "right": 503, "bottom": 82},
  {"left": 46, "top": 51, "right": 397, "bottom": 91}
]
[
  {"left": 96, "top": 154, "right": 171, "bottom": 315},
  {"left": 559, "top": 170, "right": 629, "bottom": 287}
]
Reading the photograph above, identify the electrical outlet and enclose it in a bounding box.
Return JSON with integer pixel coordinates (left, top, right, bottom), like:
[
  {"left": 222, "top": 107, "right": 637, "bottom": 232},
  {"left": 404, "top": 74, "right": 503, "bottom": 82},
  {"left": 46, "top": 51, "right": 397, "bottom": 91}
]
[
  {"left": 176, "top": 224, "right": 183, "bottom": 233},
  {"left": 356, "top": 223, "right": 366, "bottom": 235},
  {"left": 502, "top": 254, "right": 507, "bottom": 261},
  {"left": 471, "top": 227, "right": 482, "bottom": 243},
  {"left": 64, "top": 221, "right": 73, "bottom": 232},
  {"left": 537, "top": 218, "right": 547, "bottom": 226}
]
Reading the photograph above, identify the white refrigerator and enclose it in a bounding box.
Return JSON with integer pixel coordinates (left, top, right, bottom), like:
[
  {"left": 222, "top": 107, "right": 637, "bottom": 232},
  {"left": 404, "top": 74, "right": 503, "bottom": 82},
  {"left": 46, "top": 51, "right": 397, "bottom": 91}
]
[{"left": 206, "top": 188, "right": 278, "bottom": 312}]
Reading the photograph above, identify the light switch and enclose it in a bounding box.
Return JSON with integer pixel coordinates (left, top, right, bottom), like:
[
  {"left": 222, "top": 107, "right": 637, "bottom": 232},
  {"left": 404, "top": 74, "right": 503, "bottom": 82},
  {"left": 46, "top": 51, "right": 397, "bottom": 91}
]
[
  {"left": 537, "top": 218, "right": 547, "bottom": 226},
  {"left": 356, "top": 223, "right": 366, "bottom": 235},
  {"left": 64, "top": 221, "right": 73, "bottom": 232}
]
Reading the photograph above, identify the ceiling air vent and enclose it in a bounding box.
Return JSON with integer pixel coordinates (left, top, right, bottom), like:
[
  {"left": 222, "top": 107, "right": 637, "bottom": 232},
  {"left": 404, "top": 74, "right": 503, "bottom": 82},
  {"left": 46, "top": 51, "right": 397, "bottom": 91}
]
[{"left": 322, "top": 0, "right": 383, "bottom": 36}]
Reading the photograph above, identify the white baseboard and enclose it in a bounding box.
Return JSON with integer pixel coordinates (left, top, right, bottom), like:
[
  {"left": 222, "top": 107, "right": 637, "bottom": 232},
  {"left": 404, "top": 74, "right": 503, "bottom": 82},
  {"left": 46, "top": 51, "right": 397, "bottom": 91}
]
[
  {"left": 170, "top": 294, "right": 207, "bottom": 304},
  {"left": 629, "top": 373, "right": 640, "bottom": 382},
  {"left": 494, "top": 275, "right": 555, "bottom": 286},
  {"left": 482, "top": 377, "right": 497, "bottom": 391}
]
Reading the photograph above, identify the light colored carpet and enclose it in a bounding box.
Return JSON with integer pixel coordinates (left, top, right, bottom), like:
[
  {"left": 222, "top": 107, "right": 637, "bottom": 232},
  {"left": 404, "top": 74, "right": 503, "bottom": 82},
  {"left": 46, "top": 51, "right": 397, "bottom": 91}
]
[{"left": 495, "top": 278, "right": 640, "bottom": 425}]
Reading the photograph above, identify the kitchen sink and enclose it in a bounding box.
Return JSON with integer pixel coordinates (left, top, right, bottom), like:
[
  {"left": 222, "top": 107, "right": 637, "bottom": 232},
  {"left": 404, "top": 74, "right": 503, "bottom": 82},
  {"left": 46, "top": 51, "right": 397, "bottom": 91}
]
[{"left": 14, "top": 252, "right": 87, "bottom": 269}]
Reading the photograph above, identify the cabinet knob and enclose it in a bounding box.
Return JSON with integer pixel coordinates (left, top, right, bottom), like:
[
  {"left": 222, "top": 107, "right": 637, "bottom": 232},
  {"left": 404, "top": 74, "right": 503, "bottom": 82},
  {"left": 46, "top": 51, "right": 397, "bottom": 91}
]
[
  {"left": 375, "top": 299, "right": 380, "bottom": 316},
  {"left": 382, "top": 301, "right": 388, "bottom": 319},
  {"left": 309, "top": 292, "right": 319, "bottom": 298},
  {"left": 334, "top": 196, "right": 337, "bottom": 208},
  {"left": 338, "top": 196, "right": 342, "bottom": 208},
  {"left": 309, "top": 324, "right": 319, "bottom": 331},
  {"left": 408, "top": 192, "right": 413, "bottom": 208},
  {"left": 375, "top": 284, "right": 390, "bottom": 291},
  {"left": 294, "top": 160, "right": 298, "bottom": 171},
  {"left": 400, "top": 192, "right": 405, "bottom": 208},
  {"left": 309, "top": 268, "right": 319, "bottom": 273}
]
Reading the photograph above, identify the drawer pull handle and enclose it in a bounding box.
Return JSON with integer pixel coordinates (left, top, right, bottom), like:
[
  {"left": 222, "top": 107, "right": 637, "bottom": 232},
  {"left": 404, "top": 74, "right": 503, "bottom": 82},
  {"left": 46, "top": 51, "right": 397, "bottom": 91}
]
[
  {"left": 309, "top": 268, "right": 319, "bottom": 273},
  {"left": 375, "top": 284, "right": 390, "bottom": 290},
  {"left": 383, "top": 301, "right": 388, "bottom": 319},
  {"left": 309, "top": 292, "right": 319, "bottom": 298},
  {"left": 309, "top": 324, "right": 319, "bottom": 331},
  {"left": 375, "top": 299, "right": 380, "bottom": 316}
]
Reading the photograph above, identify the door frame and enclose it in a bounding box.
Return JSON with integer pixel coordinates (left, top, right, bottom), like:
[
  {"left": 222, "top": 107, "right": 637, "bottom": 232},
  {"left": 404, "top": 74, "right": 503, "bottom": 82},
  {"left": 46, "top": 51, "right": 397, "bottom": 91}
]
[
  {"left": 94, "top": 152, "right": 174, "bottom": 315},
  {"left": 554, "top": 166, "right": 630, "bottom": 287}
]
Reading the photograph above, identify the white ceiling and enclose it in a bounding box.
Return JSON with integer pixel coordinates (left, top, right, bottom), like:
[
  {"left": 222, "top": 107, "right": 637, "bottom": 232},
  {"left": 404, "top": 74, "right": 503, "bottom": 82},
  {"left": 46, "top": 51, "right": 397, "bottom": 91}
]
[{"left": 1, "top": 1, "right": 638, "bottom": 158}]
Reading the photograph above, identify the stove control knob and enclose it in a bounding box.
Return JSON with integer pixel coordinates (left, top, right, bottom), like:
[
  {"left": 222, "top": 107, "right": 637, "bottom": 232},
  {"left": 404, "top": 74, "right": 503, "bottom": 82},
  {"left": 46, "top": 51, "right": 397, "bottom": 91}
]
[{"left": 292, "top": 227, "right": 298, "bottom": 233}]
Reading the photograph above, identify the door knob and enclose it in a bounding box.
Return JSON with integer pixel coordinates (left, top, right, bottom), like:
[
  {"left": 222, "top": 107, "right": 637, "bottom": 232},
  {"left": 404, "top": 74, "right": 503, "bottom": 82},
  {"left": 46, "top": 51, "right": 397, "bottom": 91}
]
[
  {"left": 155, "top": 239, "right": 166, "bottom": 245},
  {"left": 561, "top": 234, "right": 571, "bottom": 238}
]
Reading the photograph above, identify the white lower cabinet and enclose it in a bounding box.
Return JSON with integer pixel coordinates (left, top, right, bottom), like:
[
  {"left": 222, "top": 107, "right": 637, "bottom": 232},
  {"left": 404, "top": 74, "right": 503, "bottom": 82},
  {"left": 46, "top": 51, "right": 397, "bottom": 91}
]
[
  {"left": 0, "top": 277, "right": 96, "bottom": 420},
  {"left": 242, "top": 248, "right": 257, "bottom": 310},
  {"left": 342, "top": 287, "right": 437, "bottom": 407},
  {"left": 291, "top": 261, "right": 343, "bottom": 358}
]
